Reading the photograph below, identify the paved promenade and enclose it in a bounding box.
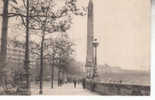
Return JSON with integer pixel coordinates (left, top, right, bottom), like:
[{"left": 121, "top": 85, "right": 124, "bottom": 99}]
[{"left": 31, "top": 82, "right": 98, "bottom": 95}]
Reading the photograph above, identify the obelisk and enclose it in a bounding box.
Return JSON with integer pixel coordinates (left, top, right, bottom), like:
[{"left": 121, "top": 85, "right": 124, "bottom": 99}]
[{"left": 85, "top": 0, "right": 94, "bottom": 78}]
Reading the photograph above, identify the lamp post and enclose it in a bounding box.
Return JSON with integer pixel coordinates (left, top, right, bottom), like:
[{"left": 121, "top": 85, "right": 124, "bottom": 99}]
[{"left": 92, "top": 38, "right": 99, "bottom": 79}]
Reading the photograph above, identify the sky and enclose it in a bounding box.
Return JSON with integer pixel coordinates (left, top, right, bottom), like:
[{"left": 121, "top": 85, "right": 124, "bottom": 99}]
[
  {"left": 152, "top": 0, "right": 155, "bottom": 38},
  {"left": 70, "top": 0, "right": 151, "bottom": 71},
  {"left": 0, "top": 0, "right": 151, "bottom": 71}
]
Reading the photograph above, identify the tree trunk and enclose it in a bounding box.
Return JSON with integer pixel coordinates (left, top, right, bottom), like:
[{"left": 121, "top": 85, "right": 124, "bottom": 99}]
[
  {"left": 0, "top": 0, "right": 9, "bottom": 72},
  {"left": 51, "top": 53, "right": 54, "bottom": 88},
  {"left": 57, "top": 56, "right": 62, "bottom": 87},
  {"left": 24, "top": 0, "right": 30, "bottom": 94},
  {"left": 39, "top": 6, "right": 48, "bottom": 94},
  {"left": 39, "top": 33, "right": 45, "bottom": 94},
  {"left": 58, "top": 67, "right": 60, "bottom": 87}
]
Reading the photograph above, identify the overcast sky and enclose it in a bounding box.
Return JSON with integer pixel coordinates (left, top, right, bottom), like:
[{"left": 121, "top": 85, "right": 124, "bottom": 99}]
[
  {"left": 70, "top": 0, "right": 150, "bottom": 71},
  {"left": 0, "top": 0, "right": 151, "bottom": 71}
]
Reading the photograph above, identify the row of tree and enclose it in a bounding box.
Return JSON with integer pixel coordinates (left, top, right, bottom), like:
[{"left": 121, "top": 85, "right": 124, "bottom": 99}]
[{"left": 0, "top": 0, "right": 86, "bottom": 95}]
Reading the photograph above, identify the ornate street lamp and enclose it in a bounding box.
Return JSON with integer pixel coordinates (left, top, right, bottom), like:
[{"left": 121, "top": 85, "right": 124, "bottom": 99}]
[{"left": 92, "top": 38, "right": 99, "bottom": 78}]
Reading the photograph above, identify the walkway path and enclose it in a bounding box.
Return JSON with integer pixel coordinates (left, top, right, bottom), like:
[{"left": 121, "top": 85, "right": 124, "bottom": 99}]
[{"left": 31, "top": 82, "right": 98, "bottom": 95}]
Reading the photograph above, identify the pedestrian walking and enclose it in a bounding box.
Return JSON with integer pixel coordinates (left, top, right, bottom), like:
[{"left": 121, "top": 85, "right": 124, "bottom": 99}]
[
  {"left": 82, "top": 78, "right": 86, "bottom": 89},
  {"left": 73, "top": 79, "right": 77, "bottom": 88}
]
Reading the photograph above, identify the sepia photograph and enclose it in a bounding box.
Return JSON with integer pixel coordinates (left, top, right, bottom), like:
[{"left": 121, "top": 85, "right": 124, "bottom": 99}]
[{"left": 0, "top": 0, "right": 151, "bottom": 96}]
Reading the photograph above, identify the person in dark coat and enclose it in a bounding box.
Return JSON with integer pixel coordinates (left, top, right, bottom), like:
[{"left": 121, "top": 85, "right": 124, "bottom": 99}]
[
  {"left": 73, "top": 79, "right": 77, "bottom": 88},
  {"left": 82, "top": 78, "right": 86, "bottom": 89}
]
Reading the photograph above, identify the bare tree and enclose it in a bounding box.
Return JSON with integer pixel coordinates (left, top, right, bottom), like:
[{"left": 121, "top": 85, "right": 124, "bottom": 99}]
[
  {"left": 24, "top": 0, "right": 84, "bottom": 94},
  {"left": 0, "top": 0, "right": 18, "bottom": 94},
  {"left": 6, "top": 0, "right": 86, "bottom": 94},
  {"left": 0, "top": 0, "right": 17, "bottom": 87}
]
